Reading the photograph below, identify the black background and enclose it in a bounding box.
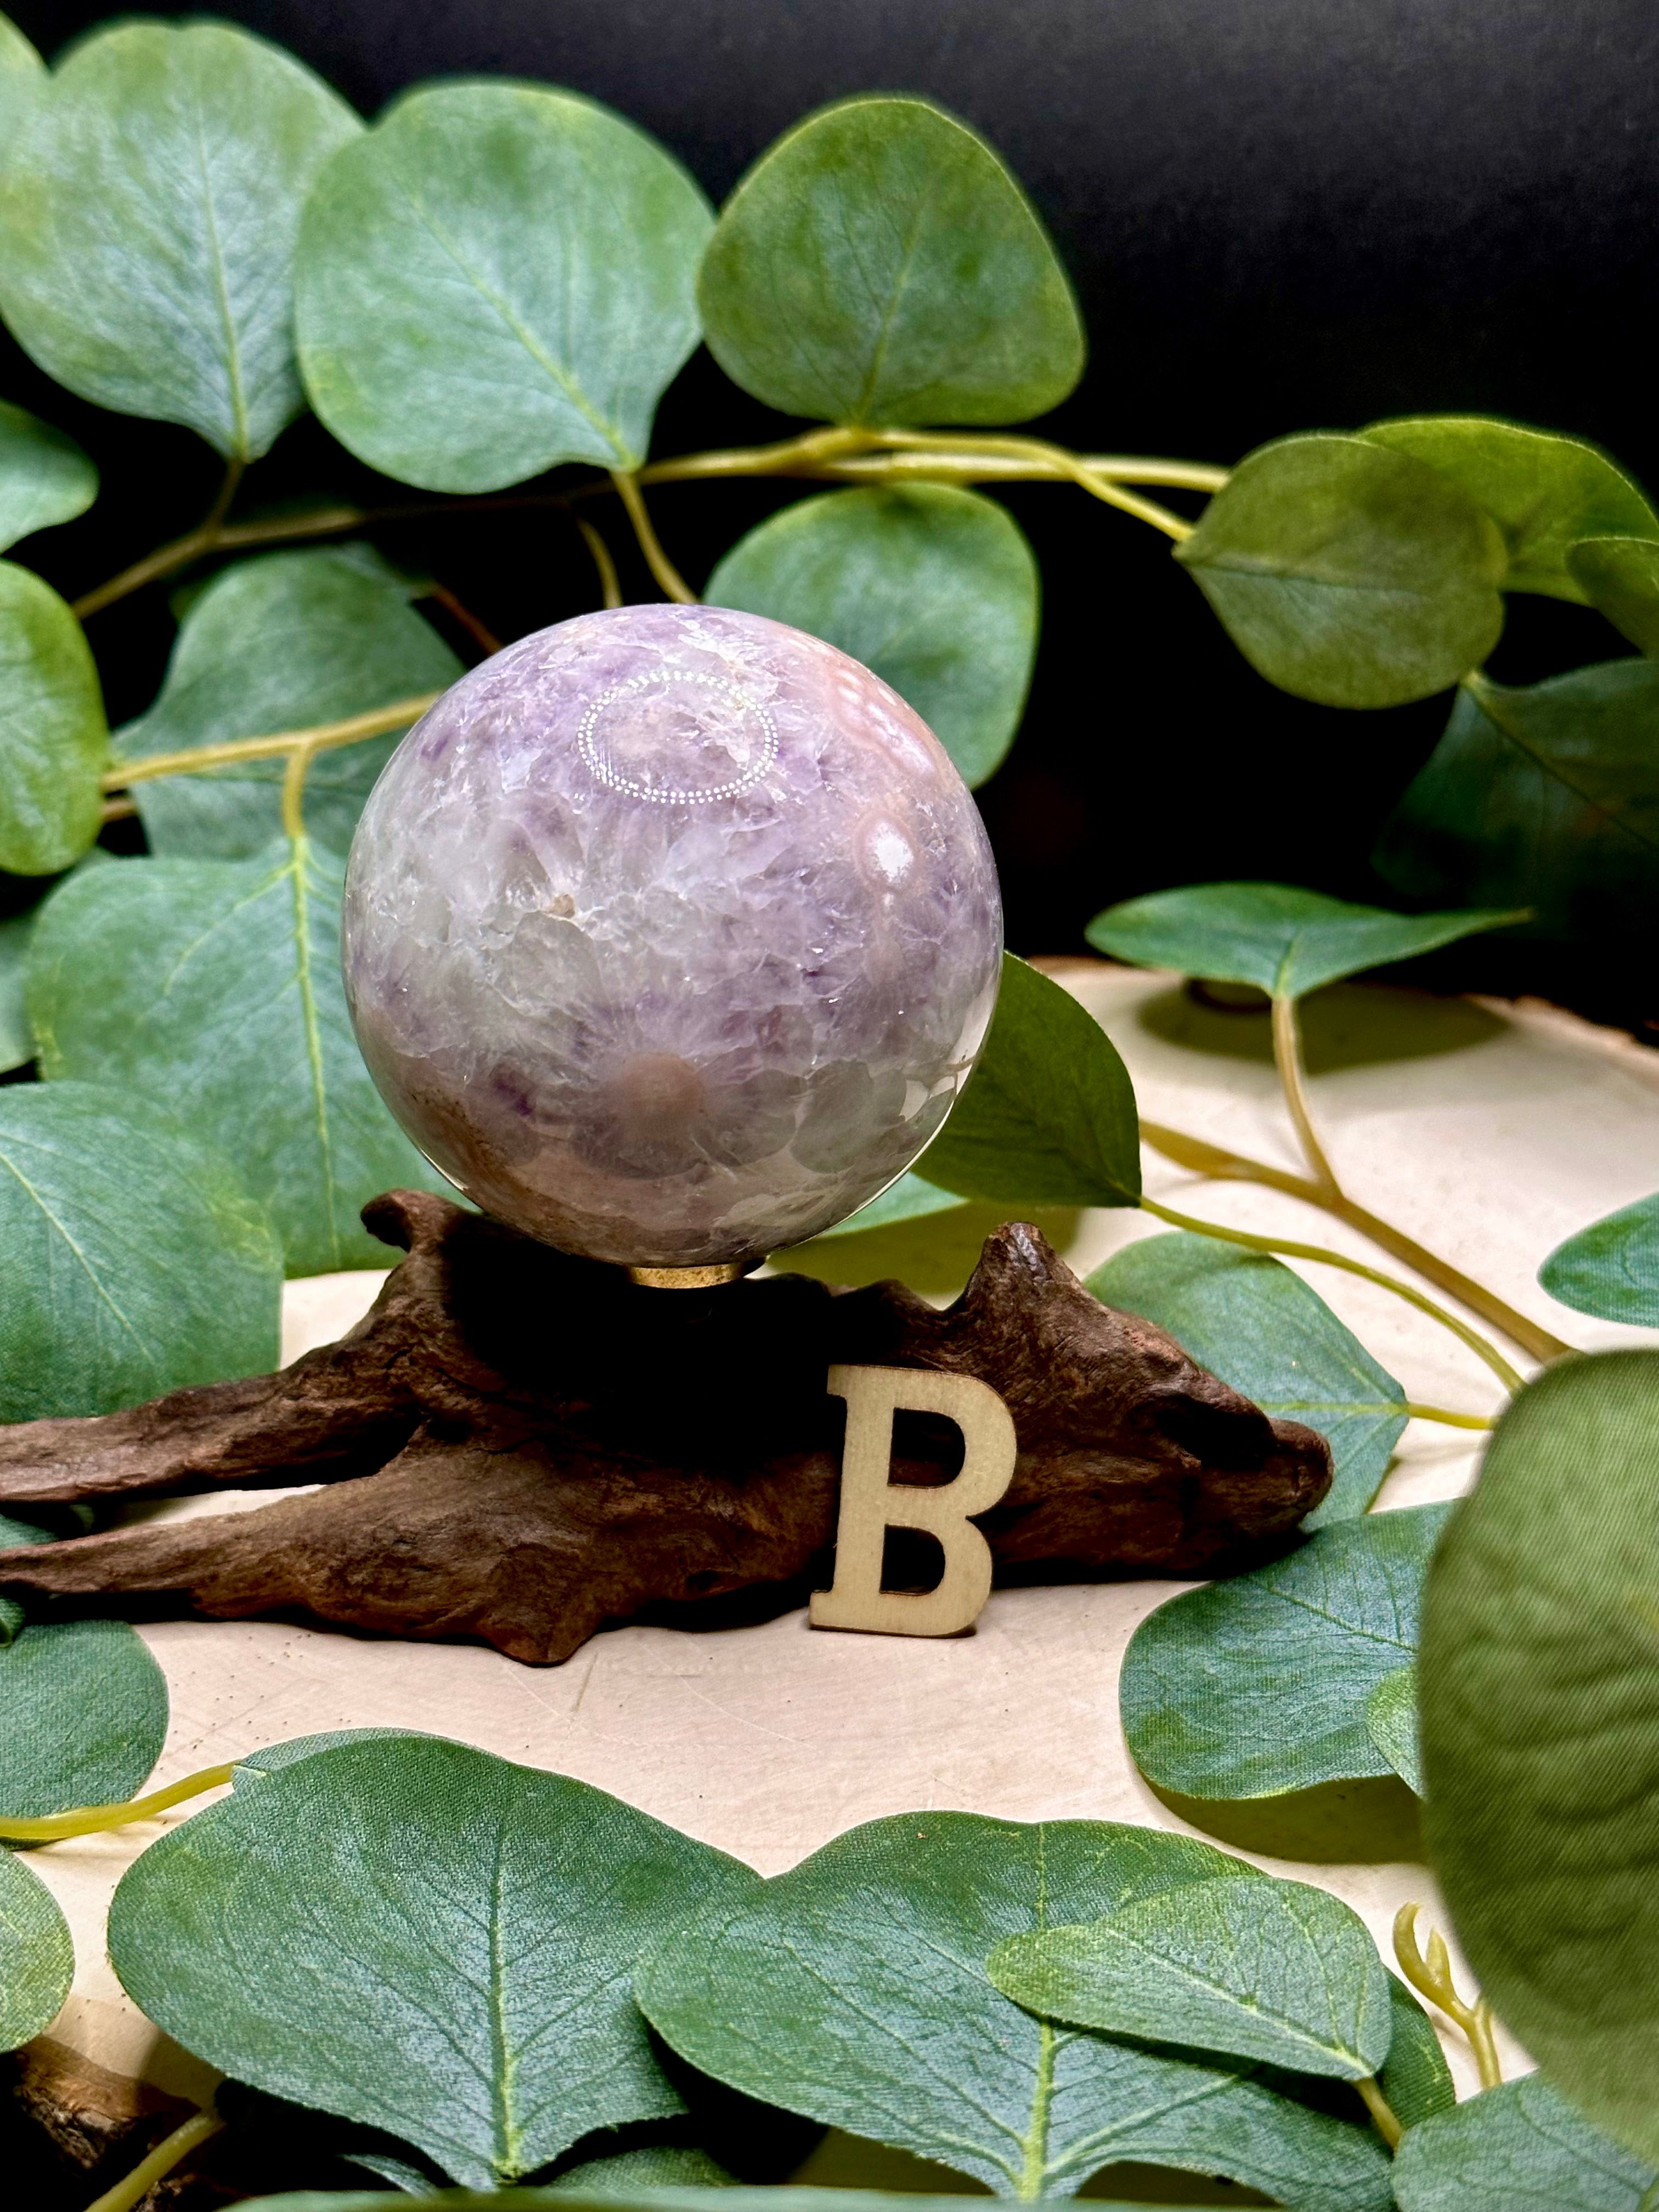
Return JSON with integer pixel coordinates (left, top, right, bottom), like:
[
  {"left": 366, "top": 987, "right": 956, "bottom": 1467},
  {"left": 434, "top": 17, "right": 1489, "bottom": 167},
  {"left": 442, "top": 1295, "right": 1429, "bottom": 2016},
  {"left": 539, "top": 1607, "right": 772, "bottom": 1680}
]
[{"left": 8, "top": 0, "right": 1657, "bottom": 1007}]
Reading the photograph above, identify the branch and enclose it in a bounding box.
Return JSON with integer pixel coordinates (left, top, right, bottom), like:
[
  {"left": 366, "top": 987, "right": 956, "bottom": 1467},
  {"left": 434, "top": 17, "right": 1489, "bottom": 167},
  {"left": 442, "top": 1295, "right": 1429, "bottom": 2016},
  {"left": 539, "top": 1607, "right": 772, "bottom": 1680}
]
[{"left": 99, "top": 695, "right": 443, "bottom": 795}]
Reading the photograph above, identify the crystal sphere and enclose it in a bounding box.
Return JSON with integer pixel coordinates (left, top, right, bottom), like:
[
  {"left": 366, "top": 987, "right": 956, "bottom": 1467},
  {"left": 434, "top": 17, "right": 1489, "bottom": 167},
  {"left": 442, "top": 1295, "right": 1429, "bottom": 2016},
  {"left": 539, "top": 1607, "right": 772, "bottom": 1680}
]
[{"left": 342, "top": 602, "right": 1002, "bottom": 1267}]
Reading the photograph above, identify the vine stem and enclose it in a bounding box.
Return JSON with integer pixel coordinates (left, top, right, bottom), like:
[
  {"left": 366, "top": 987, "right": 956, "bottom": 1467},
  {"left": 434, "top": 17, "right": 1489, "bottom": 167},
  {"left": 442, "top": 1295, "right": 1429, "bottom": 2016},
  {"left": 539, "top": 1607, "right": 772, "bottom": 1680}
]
[
  {"left": 1271, "top": 994, "right": 1339, "bottom": 1194},
  {"left": 0, "top": 1762, "right": 235, "bottom": 1842},
  {"left": 1406, "top": 1402, "right": 1496, "bottom": 1431},
  {"left": 99, "top": 695, "right": 442, "bottom": 794},
  {"left": 71, "top": 456, "right": 245, "bottom": 619},
  {"left": 611, "top": 470, "right": 697, "bottom": 601},
  {"left": 84, "top": 2106, "right": 224, "bottom": 2212},
  {"left": 866, "top": 429, "right": 1196, "bottom": 539},
  {"left": 1394, "top": 1903, "right": 1504, "bottom": 2089},
  {"left": 576, "top": 516, "right": 622, "bottom": 608},
  {"left": 281, "top": 741, "right": 318, "bottom": 840},
  {"left": 1352, "top": 2075, "right": 1403, "bottom": 2149}
]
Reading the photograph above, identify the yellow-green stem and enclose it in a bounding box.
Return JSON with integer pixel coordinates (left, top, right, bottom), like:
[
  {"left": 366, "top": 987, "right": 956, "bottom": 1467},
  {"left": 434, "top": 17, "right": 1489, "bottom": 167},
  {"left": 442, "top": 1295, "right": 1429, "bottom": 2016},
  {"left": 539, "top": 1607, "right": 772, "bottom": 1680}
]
[
  {"left": 100, "top": 696, "right": 442, "bottom": 793},
  {"left": 84, "top": 2107, "right": 224, "bottom": 2212},
  {"left": 1271, "top": 993, "right": 1340, "bottom": 1194},
  {"left": 869, "top": 428, "right": 1197, "bottom": 539},
  {"left": 611, "top": 470, "right": 697, "bottom": 602},
  {"left": 577, "top": 516, "right": 622, "bottom": 608},
  {"left": 1394, "top": 1903, "right": 1505, "bottom": 2089},
  {"left": 1353, "top": 2075, "right": 1403, "bottom": 2149},
  {"left": 1405, "top": 1402, "right": 1496, "bottom": 1430},
  {"left": 281, "top": 740, "right": 317, "bottom": 841},
  {"left": 0, "top": 1762, "right": 235, "bottom": 1842}
]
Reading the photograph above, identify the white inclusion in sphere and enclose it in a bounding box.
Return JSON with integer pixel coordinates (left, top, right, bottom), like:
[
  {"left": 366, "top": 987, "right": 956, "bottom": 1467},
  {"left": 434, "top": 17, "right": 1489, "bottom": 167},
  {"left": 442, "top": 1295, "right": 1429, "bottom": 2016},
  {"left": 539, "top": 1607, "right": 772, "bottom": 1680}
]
[{"left": 341, "top": 602, "right": 1003, "bottom": 1267}]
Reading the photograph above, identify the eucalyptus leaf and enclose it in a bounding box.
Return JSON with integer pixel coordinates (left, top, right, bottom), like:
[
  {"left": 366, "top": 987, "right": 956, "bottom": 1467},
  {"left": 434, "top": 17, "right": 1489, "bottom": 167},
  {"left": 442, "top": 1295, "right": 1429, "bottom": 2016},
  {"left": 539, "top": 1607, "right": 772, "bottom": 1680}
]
[
  {"left": 636, "top": 1812, "right": 1394, "bottom": 2208},
  {"left": 0, "top": 1850, "right": 72, "bottom": 2047},
  {"left": 1569, "top": 536, "right": 1659, "bottom": 656},
  {"left": 0, "top": 399, "right": 97, "bottom": 552},
  {"left": 1391, "top": 2075, "right": 1658, "bottom": 2212},
  {"left": 0, "top": 1611, "right": 167, "bottom": 1820},
  {"left": 698, "top": 95, "right": 1084, "bottom": 429},
  {"left": 297, "top": 82, "right": 711, "bottom": 493},
  {"left": 0, "top": 13, "right": 41, "bottom": 166},
  {"left": 1085, "top": 881, "right": 1524, "bottom": 1000},
  {"left": 1539, "top": 1192, "right": 1659, "bottom": 1325},
  {"left": 0, "top": 560, "right": 106, "bottom": 876},
  {"left": 109, "top": 1737, "right": 761, "bottom": 2189},
  {"left": 1376, "top": 1974, "right": 1454, "bottom": 2127},
  {"left": 916, "top": 953, "right": 1141, "bottom": 1207},
  {"left": 1088, "top": 1232, "right": 1407, "bottom": 1521},
  {"left": 707, "top": 486, "right": 1037, "bottom": 786},
  {"left": 0, "top": 1507, "right": 50, "bottom": 1645},
  {"left": 1364, "top": 1665, "right": 1422, "bottom": 1795},
  {"left": 0, "top": 21, "right": 360, "bottom": 459},
  {"left": 1120, "top": 1502, "right": 1452, "bottom": 1799},
  {"left": 544, "top": 2147, "right": 736, "bottom": 2193},
  {"left": 1175, "top": 434, "right": 1506, "bottom": 708},
  {"left": 1421, "top": 1351, "right": 1659, "bottom": 2165},
  {"left": 1363, "top": 417, "right": 1658, "bottom": 600},
  {"left": 805, "top": 1169, "right": 965, "bottom": 1240},
  {"left": 234, "top": 2192, "right": 1210, "bottom": 2212},
  {"left": 27, "top": 840, "right": 447, "bottom": 1273},
  {"left": 1374, "top": 660, "right": 1659, "bottom": 941},
  {"left": 0, "top": 907, "right": 31, "bottom": 1072},
  {"left": 118, "top": 548, "right": 461, "bottom": 859}
]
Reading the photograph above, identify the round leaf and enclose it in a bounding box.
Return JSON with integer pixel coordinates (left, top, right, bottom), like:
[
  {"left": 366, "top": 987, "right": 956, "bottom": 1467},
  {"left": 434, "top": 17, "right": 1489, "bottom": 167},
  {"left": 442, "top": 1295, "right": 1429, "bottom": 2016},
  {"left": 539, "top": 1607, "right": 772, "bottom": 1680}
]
[
  {"left": 803, "top": 1168, "right": 964, "bottom": 1241},
  {"left": 0, "top": 21, "right": 361, "bottom": 459},
  {"left": 1376, "top": 1974, "right": 1454, "bottom": 2128},
  {"left": 1175, "top": 434, "right": 1507, "bottom": 708},
  {"left": 698, "top": 95, "right": 1084, "bottom": 429},
  {"left": 1421, "top": 1351, "right": 1659, "bottom": 2167},
  {"left": 1392, "top": 2075, "right": 1657, "bottom": 2212},
  {"left": 0, "top": 12, "right": 42, "bottom": 152},
  {"left": 0, "top": 907, "right": 33, "bottom": 1073},
  {"left": 1539, "top": 1192, "right": 1659, "bottom": 1325},
  {"left": 0, "top": 560, "right": 106, "bottom": 876},
  {"left": 1364, "top": 1664, "right": 1422, "bottom": 1795},
  {"left": 296, "top": 82, "right": 712, "bottom": 493},
  {"left": 0, "top": 399, "right": 97, "bottom": 553},
  {"left": 707, "top": 486, "right": 1037, "bottom": 787},
  {"left": 233, "top": 2193, "right": 1217, "bottom": 2212},
  {"left": 0, "top": 1851, "right": 72, "bottom": 2049},
  {"left": 0, "top": 1599, "right": 167, "bottom": 1820},
  {"left": 1569, "top": 535, "right": 1659, "bottom": 657}
]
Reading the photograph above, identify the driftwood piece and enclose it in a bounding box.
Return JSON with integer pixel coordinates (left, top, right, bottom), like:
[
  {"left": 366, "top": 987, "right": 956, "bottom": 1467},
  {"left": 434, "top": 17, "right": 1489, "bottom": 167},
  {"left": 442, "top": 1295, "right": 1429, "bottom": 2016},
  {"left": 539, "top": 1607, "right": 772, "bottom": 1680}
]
[{"left": 0, "top": 1192, "right": 1330, "bottom": 1664}]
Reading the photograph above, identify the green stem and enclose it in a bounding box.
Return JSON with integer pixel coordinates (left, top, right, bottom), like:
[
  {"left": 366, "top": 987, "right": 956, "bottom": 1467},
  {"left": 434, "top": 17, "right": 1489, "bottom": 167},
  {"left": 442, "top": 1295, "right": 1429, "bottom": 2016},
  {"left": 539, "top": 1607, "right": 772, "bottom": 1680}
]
[
  {"left": 84, "top": 2107, "right": 224, "bottom": 2212},
  {"left": 0, "top": 1762, "right": 236, "bottom": 1842},
  {"left": 1405, "top": 1402, "right": 1496, "bottom": 1430},
  {"left": 1271, "top": 994, "right": 1340, "bottom": 1195},
  {"left": 611, "top": 469, "right": 697, "bottom": 602},
  {"left": 99, "top": 695, "right": 442, "bottom": 793},
  {"left": 868, "top": 428, "right": 1197, "bottom": 539},
  {"left": 1353, "top": 2075, "right": 1403, "bottom": 2149},
  {"left": 575, "top": 516, "right": 622, "bottom": 608}
]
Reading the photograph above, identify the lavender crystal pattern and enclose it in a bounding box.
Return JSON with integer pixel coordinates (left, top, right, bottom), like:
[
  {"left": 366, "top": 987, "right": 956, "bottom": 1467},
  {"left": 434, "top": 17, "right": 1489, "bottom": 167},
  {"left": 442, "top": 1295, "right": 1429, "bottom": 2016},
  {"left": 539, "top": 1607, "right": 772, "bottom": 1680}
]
[{"left": 342, "top": 603, "right": 1002, "bottom": 1266}]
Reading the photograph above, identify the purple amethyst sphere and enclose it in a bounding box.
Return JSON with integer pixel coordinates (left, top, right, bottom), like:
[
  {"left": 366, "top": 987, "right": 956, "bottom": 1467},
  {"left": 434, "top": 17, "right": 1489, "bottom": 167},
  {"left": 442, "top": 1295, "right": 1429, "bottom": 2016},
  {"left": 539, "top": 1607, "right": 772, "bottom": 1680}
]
[{"left": 341, "top": 603, "right": 1003, "bottom": 1267}]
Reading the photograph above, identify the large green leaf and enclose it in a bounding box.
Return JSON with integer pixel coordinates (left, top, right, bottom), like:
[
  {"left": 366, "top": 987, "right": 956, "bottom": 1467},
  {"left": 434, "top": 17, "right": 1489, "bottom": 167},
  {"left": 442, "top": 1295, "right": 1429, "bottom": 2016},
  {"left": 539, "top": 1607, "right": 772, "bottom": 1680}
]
[
  {"left": 1391, "top": 2075, "right": 1657, "bottom": 2212},
  {"left": 0, "top": 1850, "right": 72, "bottom": 2047},
  {"left": 803, "top": 1169, "right": 966, "bottom": 1242},
  {"left": 915, "top": 953, "right": 1141, "bottom": 1207},
  {"left": 1569, "top": 536, "right": 1659, "bottom": 656},
  {"left": 1175, "top": 434, "right": 1506, "bottom": 708},
  {"left": 1120, "top": 1503, "right": 1452, "bottom": 1799},
  {"left": 0, "top": 560, "right": 106, "bottom": 876},
  {"left": 1088, "top": 1233, "right": 1406, "bottom": 1523},
  {"left": 297, "top": 83, "right": 711, "bottom": 494},
  {"left": 1539, "top": 1192, "right": 1659, "bottom": 1325},
  {"left": 0, "top": 1557, "right": 167, "bottom": 1820},
  {"left": 1365, "top": 1664, "right": 1422, "bottom": 1795},
  {"left": 0, "top": 13, "right": 42, "bottom": 163},
  {"left": 118, "top": 548, "right": 461, "bottom": 859},
  {"left": 0, "top": 1081, "right": 281, "bottom": 1419},
  {"left": 27, "top": 840, "right": 445, "bottom": 1273},
  {"left": 1421, "top": 1352, "right": 1659, "bottom": 2166},
  {"left": 108, "top": 1736, "right": 760, "bottom": 2190},
  {"left": 0, "top": 398, "right": 97, "bottom": 553},
  {"left": 707, "top": 486, "right": 1037, "bottom": 787},
  {"left": 0, "top": 907, "right": 31, "bottom": 1072},
  {"left": 236, "top": 2192, "right": 1216, "bottom": 2212},
  {"left": 698, "top": 95, "right": 1084, "bottom": 430},
  {"left": 636, "top": 1813, "right": 1395, "bottom": 2208},
  {"left": 1085, "top": 882, "right": 1523, "bottom": 1000},
  {"left": 1363, "top": 417, "right": 1658, "bottom": 600},
  {"left": 1374, "top": 661, "right": 1659, "bottom": 941},
  {"left": 0, "top": 21, "right": 360, "bottom": 459},
  {"left": 1376, "top": 1975, "right": 1454, "bottom": 2127}
]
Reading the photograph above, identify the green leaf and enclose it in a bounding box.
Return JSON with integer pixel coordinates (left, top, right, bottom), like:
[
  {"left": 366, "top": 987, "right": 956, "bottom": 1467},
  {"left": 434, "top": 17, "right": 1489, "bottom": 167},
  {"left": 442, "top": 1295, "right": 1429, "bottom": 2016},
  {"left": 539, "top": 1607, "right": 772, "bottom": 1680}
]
[
  {"left": 0, "top": 560, "right": 106, "bottom": 876},
  {"left": 1085, "top": 881, "right": 1525, "bottom": 1000},
  {"left": 636, "top": 1812, "right": 1395, "bottom": 2207},
  {"left": 1374, "top": 661, "right": 1659, "bottom": 941},
  {"left": 1568, "top": 536, "right": 1659, "bottom": 657},
  {"left": 1377, "top": 1974, "right": 1454, "bottom": 2128},
  {"left": 0, "top": 1081, "right": 281, "bottom": 1419},
  {"left": 1391, "top": 2075, "right": 1657, "bottom": 2211},
  {"left": 1088, "top": 1232, "right": 1406, "bottom": 1522},
  {"left": 233, "top": 2192, "right": 1219, "bottom": 2212},
  {"left": 27, "top": 840, "right": 447, "bottom": 1274},
  {"left": 805, "top": 1169, "right": 966, "bottom": 1240},
  {"left": 989, "top": 1872, "right": 1393, "bottom": 2081},
  {"left": 1175, "top": 434, "right": 1506, "bottom": 708},
  {"left": 0, "top": 907, "right": 32, "bottom": 1073},
  {"left": 108, "top": 1736, "right": 760, "bottom": 2189},
  {"left": 1539, "top": 1192, "right": 1659, "bottom": 1325},
  {"left": 1120, "top": 1502, "right": 1452, "bottom": 1799},
  {"left": 0, "top": 1609, "right": 167, "bottom": 1819},
  {"left": 0, "top": 21, "right": 360, "bottom": 460},
  {"left": 543, "top": 2147, "right": 736, "bottom": 2194},
  {"left": 698, "top": 95, "right": 1084, "bottom": 430},
  {"left": 0, "top": 1508, "right": 51, "bottom": 1644},
  {"left": 0, "top": 398, "right": 97, "bottom": 553},
  {"left": 0, "top": 1850, "right": 72, "bottom": 2048},
  {"left": 916, "top": 953, "right": 1141, "bottom": 1207},
  {"left": 708, "top": 486, "right": 1037, "bottom": 787},
  {"left": 1365, "top": 1664, "right": 1422, "bottom": 1795},
  {"left": 0, "top": 12, "right": 42, "bottom": 153},
  {"left": 1420, "top": 1351, "right": 1659, "bottom": 2166},
  {"left": 118, "top": 548, "right": 461, "bottom": 859},
  {"left": 1363, "top": 417, "right": 1658, "bottom": 600},
  {"left": 296, "top": 83, "right": 711, "bottom": 494}
]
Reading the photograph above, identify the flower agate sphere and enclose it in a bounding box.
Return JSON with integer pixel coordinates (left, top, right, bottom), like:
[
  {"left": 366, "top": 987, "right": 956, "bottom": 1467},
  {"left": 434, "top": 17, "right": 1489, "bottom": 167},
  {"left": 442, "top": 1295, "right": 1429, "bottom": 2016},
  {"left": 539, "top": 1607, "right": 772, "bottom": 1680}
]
[{"left": 342, "top": 604, "right": 1002, "bottom": 1267}]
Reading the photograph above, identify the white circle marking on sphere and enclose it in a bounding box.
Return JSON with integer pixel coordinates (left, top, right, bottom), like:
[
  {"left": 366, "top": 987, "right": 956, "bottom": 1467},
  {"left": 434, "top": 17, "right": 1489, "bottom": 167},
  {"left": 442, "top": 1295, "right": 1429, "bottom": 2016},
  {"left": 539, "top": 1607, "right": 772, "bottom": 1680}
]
[{"left": 575, "top": 670, "right": 781, "bottom": 805}]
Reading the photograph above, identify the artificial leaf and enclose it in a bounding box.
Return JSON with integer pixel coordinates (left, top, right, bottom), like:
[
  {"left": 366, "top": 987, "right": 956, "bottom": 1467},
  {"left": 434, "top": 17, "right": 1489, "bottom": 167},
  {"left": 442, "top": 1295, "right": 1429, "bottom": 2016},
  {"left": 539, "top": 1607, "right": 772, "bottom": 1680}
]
[
  {"left": 1363, "top": 417, "right": 1658, "bottom": 599},
  {"left": 803, "top": 1169, "right": 964, "bottom": 1240},
  {"left": 108, "top": 1736, "right": 760, "bottom": 2190},
  {"left": 1088, "top": 1233, "right": 1407, "bottom": 1521},
  {"left": 0, "top": 560, "right": 106, "bottom": 876},
  {"left": 234, "top": 2193, "right": 1214, "bottom": 2212},
  {"left": 1085, "top": 882, "right": 1523, "bottom": 1000},
  {"left": 118, "top": 547, "right": 461, "bottom": 859},
  {"left": 0, "top": 1850, "right": 72, "bottom": 2049},
  {"left": 1374, "top": 660, "right": 1659, "bottom": 941},
  {"left": 0, "top": 1607, "right": 167, "bottom": 1819},
  {"left": 297, "top": 82, "right": 711, "bottom": 494},
  {"left": 1175, "top": 434, "right": 1506, "bottom": 708},
  {"left": 989, "top": 1872, "right": 1393, "bottom": 2081},
  {"left": 27, "top": 839, "right": 447, "bottom": 1274},
  {"left": 0, "top": 1507, "right": 49, "bottom": 1644},
  {"left": 0, "top": 21, "right": 360, "bottom": 459},
  {"left": 0, "top": 10, "right": 41, "bottom": 155},
  {"left": 0, "top": 398, "right": 97, "bottom": 552},
  {"left": 707, "top": 486, "right": 1038, "bottom": 786},
  {"left": 0, "top": 1081, "right": 281, "bottom": 1419},
  {"left": 1376, "top": 1975, "right": 1454, "bottom": 2128},
  {"left": 1421, "top": 1351, "right": 1659, "bottom": 2165},
  {"left": 1120, "top": 1502, "right": 1452, "bottom": 1799},
  {"left": 1539, "top": 1191, "right": 1659, "bottom": 1325},
  {"left": 1365, "top": 1665, "right": 1422, "bottom": 1795},
  {"left": 915, "top": 953, "right": 1141, "bottom": 1207},
  {"left": 0, "top": 906, "right": 31, "bottom": 1072},
  {"left": 636, "top": 1812, "right": 1394, "bottom": 2208},
  {"left": 1570, "top": 536, "right": 1659, "bottom": 656},
  {"left": 1391, "top": 2075, "right": 1657, "bottom": 2212},
  {"left": 698, "top": 95, "right": 1084, "bottom": 430},
  {"left": 544, "top": 2147, "right": 736, "bottom": 2193}
]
